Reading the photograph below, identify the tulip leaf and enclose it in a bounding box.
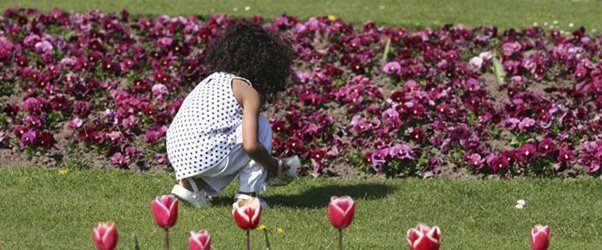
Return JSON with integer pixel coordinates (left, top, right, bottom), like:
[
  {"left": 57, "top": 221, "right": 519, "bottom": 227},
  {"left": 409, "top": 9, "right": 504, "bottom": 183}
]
[
  {"left": 492, "top": 51, "right": 506, "bottom": 84},
  {"left": 382, "top": 37, "right": 391, "bottom": 62},
  {"left": 133, "top": 233, "right": 140, "bottom": 250}
]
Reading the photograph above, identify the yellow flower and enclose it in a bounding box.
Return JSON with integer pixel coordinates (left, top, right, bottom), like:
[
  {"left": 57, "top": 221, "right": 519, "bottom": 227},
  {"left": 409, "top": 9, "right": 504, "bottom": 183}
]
[
  {"left": 328, "top": 15, "right": 336, "bottom": 21},
  {"left": 277, "top": 228, "right": 283, "bottom": 235},
  {"left": 258, "top": 224, "right": 267, "bottom": 230},
  {"left": 58, "top": 168, "right": 69, "bottom": 176}
]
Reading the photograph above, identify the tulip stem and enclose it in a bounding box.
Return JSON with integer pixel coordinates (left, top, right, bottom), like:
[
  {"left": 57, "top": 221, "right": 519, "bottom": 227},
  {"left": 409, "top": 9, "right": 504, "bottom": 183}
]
[
  {"left": 164, "top": 229, "right": 169, "bottom": 250},
  {"left": 338, "top": 229, "right": 343, "bottom": 250},
  {"left": 246, "top": 229, "right": 250, "bottom": 250},
  {"left": 263, "top": 228, "right": 271, "bottom": 250}
]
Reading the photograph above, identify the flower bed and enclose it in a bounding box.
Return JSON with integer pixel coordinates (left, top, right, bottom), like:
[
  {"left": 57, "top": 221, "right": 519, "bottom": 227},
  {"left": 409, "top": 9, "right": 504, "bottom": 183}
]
[{"left": 0, "top": 8, "right": 601, "bottom": 178}]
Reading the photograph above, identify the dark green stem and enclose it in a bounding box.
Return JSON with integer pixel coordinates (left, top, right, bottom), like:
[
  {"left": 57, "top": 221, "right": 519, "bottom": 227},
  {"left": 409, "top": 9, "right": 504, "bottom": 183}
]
[
  {"left": 263, "top": 228, "right": 271, "bottom": 250},
  {"left": 338, "top": 229, "right": 343, "bottom": 250},
  {"left": 164, "top": 229, "right": 169, "bottom": 250},
  {"left": 246, "top": 229, "right": 250, "bottom": 250}
]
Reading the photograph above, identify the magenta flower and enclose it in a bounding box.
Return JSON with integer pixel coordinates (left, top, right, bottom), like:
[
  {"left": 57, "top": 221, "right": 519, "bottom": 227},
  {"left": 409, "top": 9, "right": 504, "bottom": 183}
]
[
  {"left": 537, "top": 138, "right": 557, "bottom": 156},
  {"left": 517, "top": 144, "right": 538, "bottom": 163},
  {"left": 557, "top": 147, "right": 574, "bottom": 164},
  {"left": 19, "top": 129, "right": 38, "bottom": 148}
]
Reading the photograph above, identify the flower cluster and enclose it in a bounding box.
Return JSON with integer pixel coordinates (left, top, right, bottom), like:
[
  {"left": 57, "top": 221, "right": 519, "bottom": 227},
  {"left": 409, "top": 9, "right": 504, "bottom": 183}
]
[{"left": 1, "top": 8, "right": 601, "bottom": 177}]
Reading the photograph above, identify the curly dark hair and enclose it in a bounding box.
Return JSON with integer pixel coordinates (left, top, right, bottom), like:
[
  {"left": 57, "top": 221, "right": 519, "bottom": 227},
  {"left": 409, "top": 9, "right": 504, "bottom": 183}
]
[{"left": 205, "top": 21, "right": 296, "bottom": 103}]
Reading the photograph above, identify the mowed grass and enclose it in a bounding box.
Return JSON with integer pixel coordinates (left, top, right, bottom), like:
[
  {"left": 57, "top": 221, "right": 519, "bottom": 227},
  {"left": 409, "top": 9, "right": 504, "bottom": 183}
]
[
  {"left": 0, "top": 167, "right": 600, "bottom": 249},
  {"left": 1, "top": 0, "right": 602, "bottom": 30}
]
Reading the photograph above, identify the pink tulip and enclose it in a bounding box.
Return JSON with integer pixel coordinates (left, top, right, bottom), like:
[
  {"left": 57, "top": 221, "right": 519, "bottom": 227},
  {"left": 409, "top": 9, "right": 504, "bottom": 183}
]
[
  {"left": 232, "top": 198, "right": 262, "bottom": 230},
  {"left": 406, "top": 224, "right": 441, "bottom": 250},
  {"left": 531, "top": 225, "right": 550, "bottom": 250},
  {"left": 189, "top": 230, "right": 211, "bottom": 250},
  {"left": 92, "top": 222, "right": 118, "bottom": 250},
  {"left": 328, "top": 196, "right": 355, "bottom": 229},
  {"left": 151, "top": 194, "right": 179, "bottom": 229}
]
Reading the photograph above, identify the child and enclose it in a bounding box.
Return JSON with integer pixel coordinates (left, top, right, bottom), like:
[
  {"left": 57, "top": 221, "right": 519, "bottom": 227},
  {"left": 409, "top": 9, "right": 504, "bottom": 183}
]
[{"left": 166, "top": 22, "right": 298, "bottom": 208}]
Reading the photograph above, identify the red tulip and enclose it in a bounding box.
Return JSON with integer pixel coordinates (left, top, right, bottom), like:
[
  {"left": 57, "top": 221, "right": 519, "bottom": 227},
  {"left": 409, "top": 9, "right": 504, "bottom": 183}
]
[
  {"left": 406, "top": 224, "right": 441, "bottom": 250},
  {"left": 92, "top": 222, "right": 118, "bottom": 250},
  {"left": 531, "top": 225, "right": 550, "bottom": 250},
  {"left": 232, "top": 198, "right": 262, "bottom": 230},
  {"left": 189, "top": 230, "right": 211, "bottom": 250},
  {"left": 328, "top": 196, "right": 355, "bottom": 229},
  {"left": 151, "top": 194, "right": 179, "bottom": 229}
]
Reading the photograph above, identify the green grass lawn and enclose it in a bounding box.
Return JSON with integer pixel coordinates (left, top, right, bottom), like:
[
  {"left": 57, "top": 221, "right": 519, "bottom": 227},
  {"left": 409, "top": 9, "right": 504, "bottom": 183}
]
[
  {"left": 1, "top": 167, "right": 601, "bottom": 249},
  {"left": 2, "top": 0, "right": 602, "bottom": 30}
]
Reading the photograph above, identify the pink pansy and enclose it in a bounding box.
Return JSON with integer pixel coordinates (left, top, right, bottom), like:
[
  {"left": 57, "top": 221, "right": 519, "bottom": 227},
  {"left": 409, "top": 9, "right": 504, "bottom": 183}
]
[
  {"left": 106, "top": 131, "right": 124, "bottom": 144},
  {"left": 152, "top": 83, "right": 168, "bottom": 96},
  {"left": 68, "top": 118, "right": 84, "bottom": 130},
  {"left": 34, "top": 40, "right": 53, "bottom": 54},
  {"left": 111, "top": 152, "right": 130, "bottom": 168},
  {"left": 502, "top": 41, "right": 522, "bottom": 57},
  {"left": 518, "top": 118, "right": 536, "bottom": 131},
  {"left": 469, "top": 56, "right": 483, "bottom": 71},
  {"left": 383, "top": 61, "right": 401, "bottom": 75},
  {"left": 389, "top": 144, "right": 415, "bottom": 160}
]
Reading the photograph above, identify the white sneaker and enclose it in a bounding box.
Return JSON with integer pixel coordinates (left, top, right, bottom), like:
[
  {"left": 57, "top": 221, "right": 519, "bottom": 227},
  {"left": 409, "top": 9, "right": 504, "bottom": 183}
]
[
  {"left": 233, "top": 193, "right": 269, "bottom": 209},
  {"left": 171, "top": 179, "right": 211, "bottom": 208},
  {"left": 266, "top": 155, "right": 300, "bottom": 186}
]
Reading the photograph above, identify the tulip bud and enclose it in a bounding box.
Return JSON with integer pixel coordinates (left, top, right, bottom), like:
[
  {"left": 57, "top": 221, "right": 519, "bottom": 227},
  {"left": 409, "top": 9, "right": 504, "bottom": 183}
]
[
  {"left": 531, "top": 225, "right": 550, "bottom": 250},
  {"left": 189, "top": 230, "right": 211, "bottom": 250},
  {"left": 328, "top": 196, "right": 355, "bottom": 229},
  {"left": 151, "top": 195, "right": 179, "bottom": 229},
  {"left": 92, "top": 222, "right": 118, "bottom": 250},
  {"left": 232, "top": 198, "right": 262, "bottom": 230},
  {"left": 406, "top": 224, "right": 441, "bottom": 250}
]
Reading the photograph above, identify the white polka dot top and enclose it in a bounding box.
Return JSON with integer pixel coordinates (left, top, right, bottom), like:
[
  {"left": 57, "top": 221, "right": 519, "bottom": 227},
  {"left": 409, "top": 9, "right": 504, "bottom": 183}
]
[{"left": 166, "top": 72, "right": 251, "bottom": 180}]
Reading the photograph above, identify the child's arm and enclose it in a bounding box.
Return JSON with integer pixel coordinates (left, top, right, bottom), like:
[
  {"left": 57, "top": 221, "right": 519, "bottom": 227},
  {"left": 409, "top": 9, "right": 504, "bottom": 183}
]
[{"left": 233, "top": 79, "right": 279, "bottom": 172}]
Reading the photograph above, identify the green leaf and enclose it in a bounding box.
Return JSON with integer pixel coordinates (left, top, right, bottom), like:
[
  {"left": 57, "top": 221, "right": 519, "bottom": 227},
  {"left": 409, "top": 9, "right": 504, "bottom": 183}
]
[
  {"left": 382, "top": 37, "right": 391, "bottom": 62},
  {"left": 492, "top": 51, "right": 506, "bottom": 84}
]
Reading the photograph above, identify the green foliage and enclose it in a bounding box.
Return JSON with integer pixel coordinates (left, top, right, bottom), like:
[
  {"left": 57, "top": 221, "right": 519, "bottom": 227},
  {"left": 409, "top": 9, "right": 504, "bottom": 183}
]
[
  {"left": 2, "top": 167, "right": 602, "bottom": 249},
  {"left": 492, "top": 51, "right": 506, "bottom": 84},
  {"left": 4, "top": 0, "right": 602, "bottom": 30},
  {"left": 345, "top": 149, "right": 367, "bottom": 171},
  {"left": 63, "top": 157, "right": 89, "bottom": 170}
]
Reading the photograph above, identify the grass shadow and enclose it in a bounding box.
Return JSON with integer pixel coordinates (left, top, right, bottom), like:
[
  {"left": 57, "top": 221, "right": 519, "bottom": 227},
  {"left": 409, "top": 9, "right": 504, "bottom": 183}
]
[{"left": 212, "top": 183, "right": 396, "bottom": 209}]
